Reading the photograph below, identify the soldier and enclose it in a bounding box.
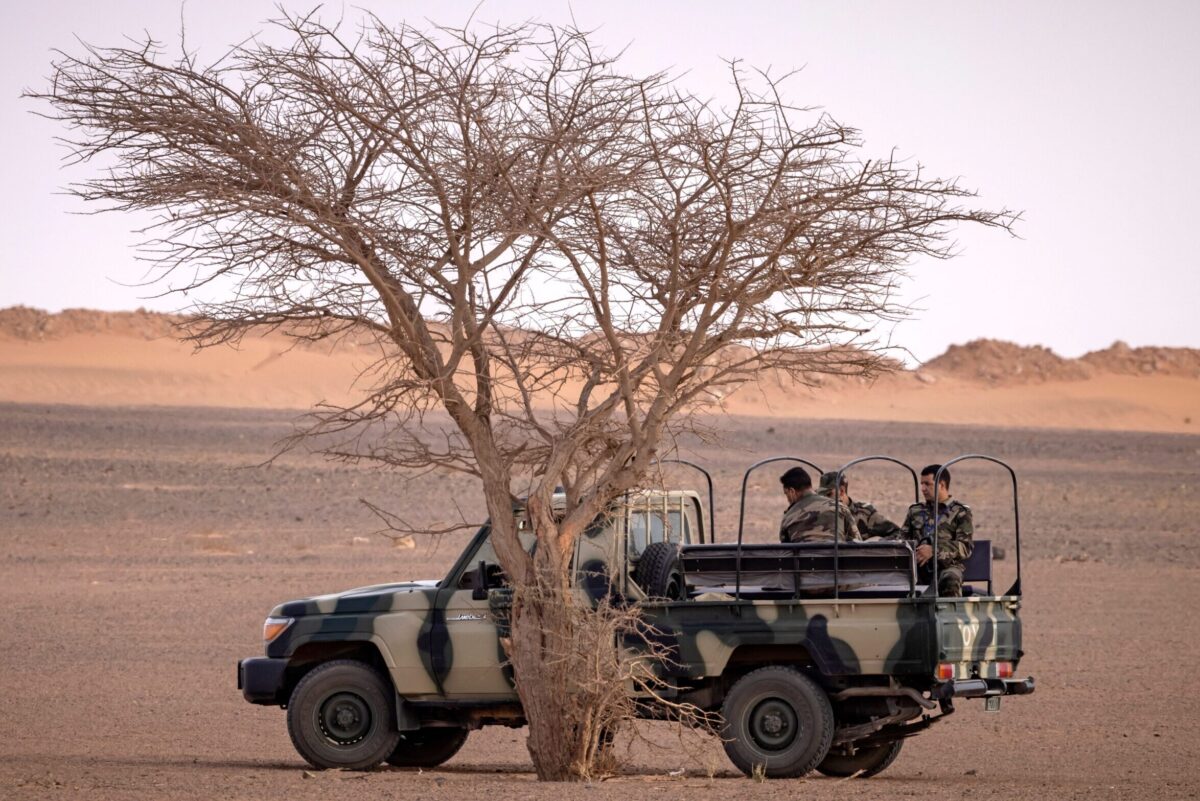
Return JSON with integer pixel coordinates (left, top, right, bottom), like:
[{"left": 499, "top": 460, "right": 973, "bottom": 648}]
[
  {"left": 901, "top": 464, "right": 974, "bottom": 596},
  {"left": 779, "top": 467, "right": 858, "bottom": 544},
  {"left": 818, "top": 472, "right": 902, "bottom": 540}
]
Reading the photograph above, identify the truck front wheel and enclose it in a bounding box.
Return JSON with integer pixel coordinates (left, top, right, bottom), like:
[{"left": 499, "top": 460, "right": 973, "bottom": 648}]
[
  {"left": 721, "top": 666, "right": 834, "bottom": 778},
  {"left": 385, "top": 727, "right": 469, "bottom": 768},
  {"left": 816, "top": 739, "right": 903, "bottom": 778},
  {"left": 286, "top": 659, "right": 401, "bottom": 770}
]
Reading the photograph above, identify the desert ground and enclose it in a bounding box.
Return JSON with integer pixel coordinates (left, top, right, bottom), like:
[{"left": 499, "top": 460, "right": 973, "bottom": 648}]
[
  {"left": 2, "top": 398, "right": 1199, "bottom": 800},
  {"left": 2, "top": 309, "right": 1200, "bottom": 799}
]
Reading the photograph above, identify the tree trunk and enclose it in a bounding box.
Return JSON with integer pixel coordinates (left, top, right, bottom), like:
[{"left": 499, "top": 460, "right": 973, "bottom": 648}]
[
  {"left": 511, "top": 592, "right": 581, "bottom": 779},
  {"left": 504, "top": 537, "right": 611, "bottom": 781}
]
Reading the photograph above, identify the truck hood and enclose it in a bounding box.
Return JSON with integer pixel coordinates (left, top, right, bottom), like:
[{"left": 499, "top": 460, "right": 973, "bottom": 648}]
[{"left": 271, "top": 579, "right": 440, "bottom": 618}]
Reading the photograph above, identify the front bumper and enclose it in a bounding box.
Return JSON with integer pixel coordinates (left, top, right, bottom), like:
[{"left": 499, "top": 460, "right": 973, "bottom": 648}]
[
  {"left": 238, "top": 657, "right": 289, "bottom": 705},
  {"left": 935, "top": 676, "right": 1036, "bottom": 699}
]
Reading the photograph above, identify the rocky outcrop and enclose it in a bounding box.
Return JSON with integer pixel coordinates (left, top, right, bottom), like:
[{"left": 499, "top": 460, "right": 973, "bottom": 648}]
[
  {"left": 0, "top": 307, "right": 187, "bottom": 341},
  {"left": 1080, "top": 341, "right": 1200, "bottom": 378},
  {"left": 922, "top": 339, "right": 1093, "bottom": 383}
]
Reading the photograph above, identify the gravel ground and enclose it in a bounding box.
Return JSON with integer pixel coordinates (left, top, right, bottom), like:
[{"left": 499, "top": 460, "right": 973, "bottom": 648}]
[{"left": 1, "top": 402, "right": 1198, "bottom": 800}]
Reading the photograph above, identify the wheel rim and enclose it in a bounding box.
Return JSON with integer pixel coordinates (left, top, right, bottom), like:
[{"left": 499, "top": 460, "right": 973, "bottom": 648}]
[
  {"left": 317, "top": 692, "right": 373, "bottom": 745},
  {"left": 748, "top": 698, "right": 799, "bottom": 751}
]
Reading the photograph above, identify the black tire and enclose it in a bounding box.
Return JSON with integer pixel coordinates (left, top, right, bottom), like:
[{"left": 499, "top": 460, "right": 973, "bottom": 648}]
[
  {"left": 385, "top": 727, "right": 469, "bottom": 768},
  {"left": 286, "top": 659, "right": 400, "bottom": 770},
  {"left": 721, "top": 666, "right": 835, "bottom": 778},
  {"left": 816, "top": 739, "right": 904, "bottom": 778},
  {"left": 633, "top": 541, "right": 685, "bottom": 600}
]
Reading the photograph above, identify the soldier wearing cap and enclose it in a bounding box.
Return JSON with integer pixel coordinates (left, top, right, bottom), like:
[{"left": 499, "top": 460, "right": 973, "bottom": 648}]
[
  {"left": 779, "top": 467, "right": 858, "bottom": 544},
  {"left": 901, "top": 464, "right": 974, "bottom": 597},
  {"left": 818, "top": 472, "right": 902, "bottom": 540}
]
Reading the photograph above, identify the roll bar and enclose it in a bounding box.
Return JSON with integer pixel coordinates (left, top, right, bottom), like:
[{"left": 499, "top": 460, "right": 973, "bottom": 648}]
[
  {"left": 833, "top": 456, "right": 921, "bottom": 506},
  {"left": 933, "top": 455, "right": 1022, "bottom": 597},
  {"left": 735, "top": 456, "right": 823, "bottom": 600},
  {"left": 695, "top": 452, "right": 1021, "bottom": 602},
  {"left": 649, "top": 458, "right": 715, "bottom": 545},
  {"left": 832, "top": 456, "right": 922, "bottom": 598}
]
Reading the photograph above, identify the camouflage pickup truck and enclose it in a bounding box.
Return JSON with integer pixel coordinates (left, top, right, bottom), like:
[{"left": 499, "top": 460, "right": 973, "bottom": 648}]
[{"left": 238, "top": 454, "right": 1034, "bottom": 778}]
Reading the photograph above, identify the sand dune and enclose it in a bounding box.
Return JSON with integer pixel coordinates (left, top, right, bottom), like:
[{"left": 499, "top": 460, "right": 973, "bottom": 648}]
[{"left": 1, "top": 307, "right": 1196, "bottom": 433}]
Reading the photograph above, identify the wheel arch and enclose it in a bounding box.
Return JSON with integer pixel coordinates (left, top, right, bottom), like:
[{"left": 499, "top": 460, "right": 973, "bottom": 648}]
[
  {"left": 283, "top": 637, "right": 393, "bottom": 701},
  {"left": 723, "top": 642, "right": 821, "bottom": 681}
]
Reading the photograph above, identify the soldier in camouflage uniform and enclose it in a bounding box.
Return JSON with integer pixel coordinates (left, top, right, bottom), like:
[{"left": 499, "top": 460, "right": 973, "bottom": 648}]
[
  {"left": 818, "top": 472, "right": 902, "bottom": 540},
  {"left": 902, "top": 464, "right": 974, "bottom": 596},
  {"left": 779, "top": 467, "right": 858, "bottom": 544}
]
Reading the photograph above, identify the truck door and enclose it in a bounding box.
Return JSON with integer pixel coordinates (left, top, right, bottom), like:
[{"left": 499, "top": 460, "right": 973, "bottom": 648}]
[{"left": 433, "top": 529, "right": 533, "bottom": 699}]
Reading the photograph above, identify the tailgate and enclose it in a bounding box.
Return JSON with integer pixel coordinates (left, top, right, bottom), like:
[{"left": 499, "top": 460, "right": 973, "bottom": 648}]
[{"left": 936, "top": 597, "right": 1023, "bottom": 679}]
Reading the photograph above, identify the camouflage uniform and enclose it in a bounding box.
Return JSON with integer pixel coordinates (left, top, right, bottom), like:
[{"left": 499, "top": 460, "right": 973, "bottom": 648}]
[
  {"left": 847, "top": 500, "right": 902, "bottom": 539},
  {"left": 816, "top": 473, "right": 900, "bottom": 539},
  {"left": 780, "top": 491, "right": 859, "bottom": 544},
  {"left": 901, "top": 499, "right": 974, "bottom": 596}
]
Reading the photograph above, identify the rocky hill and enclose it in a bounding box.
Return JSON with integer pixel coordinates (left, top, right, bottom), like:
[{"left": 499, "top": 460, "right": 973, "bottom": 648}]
[
  {"left": 1080, "top": 341, "right": 1200, "bottom": 378},
  {"left": 0, "top": 306, "right": 188, "bottom": 341},
  {"left": 922, "top": 339, "right": 1094, "bottom": 383},
  {"left": 3, "top": 308, "right": 1199, "bottom": 385},
  {"left": 921, "top": 337, "right": 1200, "bottom": 383}
]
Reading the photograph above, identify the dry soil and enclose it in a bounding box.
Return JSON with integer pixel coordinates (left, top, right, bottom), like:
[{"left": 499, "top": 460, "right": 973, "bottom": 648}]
[{"left": 2, "top": 403, "right": 1199, "bottom": 800}]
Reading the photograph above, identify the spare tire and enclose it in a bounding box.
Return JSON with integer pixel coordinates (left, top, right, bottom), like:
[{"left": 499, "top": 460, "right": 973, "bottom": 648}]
[{"left": 633, "top": 541, "right": 685, "bottom": 600}]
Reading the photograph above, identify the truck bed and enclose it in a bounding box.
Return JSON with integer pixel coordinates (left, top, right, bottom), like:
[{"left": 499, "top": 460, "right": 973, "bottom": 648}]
[{"left": 679, "top": 540, "right": 917, "bottom": 599}]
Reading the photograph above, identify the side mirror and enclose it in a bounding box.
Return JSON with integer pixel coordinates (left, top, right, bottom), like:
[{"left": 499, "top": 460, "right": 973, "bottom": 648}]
[{"left": 471, "top": 560, "right": 490, "bottom": 601}]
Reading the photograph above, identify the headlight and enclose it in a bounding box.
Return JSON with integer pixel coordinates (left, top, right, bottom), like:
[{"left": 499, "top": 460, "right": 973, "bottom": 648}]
[{"left": 263, "top": 616, "right": 294, "bottom": 643}]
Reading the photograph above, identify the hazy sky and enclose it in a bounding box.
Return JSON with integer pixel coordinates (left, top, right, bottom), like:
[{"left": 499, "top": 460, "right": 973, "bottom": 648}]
[{"left": 4, "top": 0, "right": 1198, "bottom": 362}]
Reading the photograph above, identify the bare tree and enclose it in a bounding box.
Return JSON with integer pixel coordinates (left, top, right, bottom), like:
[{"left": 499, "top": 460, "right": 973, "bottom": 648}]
[{"left": 30, "top": 12, "right": 1013, "bottom": 780}]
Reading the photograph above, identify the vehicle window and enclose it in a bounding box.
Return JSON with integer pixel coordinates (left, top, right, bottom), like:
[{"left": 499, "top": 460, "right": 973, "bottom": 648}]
[
  {"left": 583, "top": 513, "right": 608, "bottom": 538},
  {"left": 685, "top": 497, "right": 702, "bottom": 543},
  {"left": 457, "top": 528, "right": 537, "bottom": 589},
  {"left": 649, "top": 510, "right": 666, "bottom": 545},
  {"left": 667, "top": 509, "right": 684, "bottom": 544},
  {"left": 628, "top": 508, "right": 649, "bottom": 557}
]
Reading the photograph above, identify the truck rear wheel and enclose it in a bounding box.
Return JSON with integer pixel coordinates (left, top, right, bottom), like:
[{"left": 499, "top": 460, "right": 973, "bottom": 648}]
[
  {"left": 816, "top": 739, "right": 903, "bottom": 778},
  {"left": 286, "top": 659, "right": 400, "bottom": 770},
  {"left": 385, "top": 727, "right": 469, "bottom": 768},
  {"left": 721, "top": 666, "right": 834, "bottom": 778}
]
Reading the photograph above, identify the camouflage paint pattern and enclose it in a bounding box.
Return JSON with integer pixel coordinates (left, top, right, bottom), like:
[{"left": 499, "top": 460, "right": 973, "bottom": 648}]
[
  {"left": 935, "top": 597, "right": 1023, "bottom": 679},
  {"left": 259, "top": 492, "right": 1021, "bottom": 707}
]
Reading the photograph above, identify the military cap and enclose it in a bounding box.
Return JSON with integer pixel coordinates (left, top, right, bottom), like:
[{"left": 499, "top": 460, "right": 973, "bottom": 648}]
[{"left": 817, "top": 471, "right": 845, "bottom": 497}]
